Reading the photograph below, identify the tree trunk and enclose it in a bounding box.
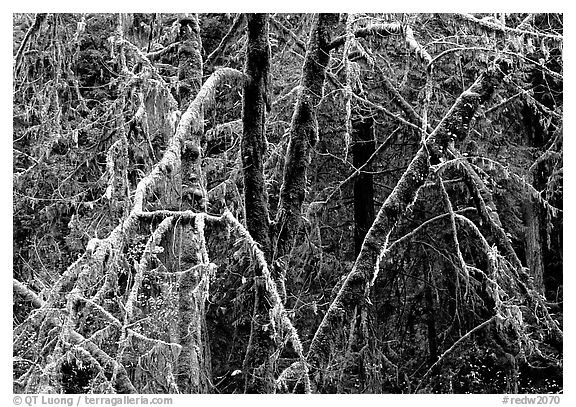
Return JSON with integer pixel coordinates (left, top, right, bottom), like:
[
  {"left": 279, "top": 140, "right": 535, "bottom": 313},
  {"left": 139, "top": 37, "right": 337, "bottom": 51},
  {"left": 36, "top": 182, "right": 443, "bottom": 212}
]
[
  {"left": 240, "top": 13, "right": 276, "bottom": 393},
  {"left": 178, "top": 14, "right": 207, "bottom": 210},
  {"left": 243, "top": 276, "right": 277, "bottom": 393},
  {"left": 173, "top": 14, "right": 212, "bottom": 393},
  {"left": 523, "top": 200, "right": 545, "bottom": 292},
  {"left": 242, "top": 13, "right": 271, "bottom": 255},
  {"left": 424, "top": 265, "right": 438, "bottom": 364},
  {"left": 274, "top": 12, "right": 339, "bottom": 292}
]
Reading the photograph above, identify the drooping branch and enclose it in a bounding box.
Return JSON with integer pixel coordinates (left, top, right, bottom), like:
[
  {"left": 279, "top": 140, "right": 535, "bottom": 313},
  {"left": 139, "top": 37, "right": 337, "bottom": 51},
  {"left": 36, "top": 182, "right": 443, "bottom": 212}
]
[
  {"left": 328, "top": 21, "right": 432, "bottom": 67},
  {"left": 414, "top": 316, "right": 497, "bottom": 393},
  {"left": 352, "top": 93, "right": 423, "bottom": 132},
  {"left": 13, "top": 279, "right": 138, "bottom": 394},
  {"left": 455, "top": 13, "right": 563, "bottom": 42},
  {"left": 427, "top": 46, "right": 562, "bottom": 81},
  {"left": 125, "top": 217, "right": 174, "bottom": 320}
]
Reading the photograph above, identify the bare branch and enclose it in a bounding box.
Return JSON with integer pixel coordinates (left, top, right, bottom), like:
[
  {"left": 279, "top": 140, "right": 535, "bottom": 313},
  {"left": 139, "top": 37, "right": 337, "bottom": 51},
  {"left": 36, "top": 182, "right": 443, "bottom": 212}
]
[{"left": 205, "top": 14, "right": 246, "bottom": 67}]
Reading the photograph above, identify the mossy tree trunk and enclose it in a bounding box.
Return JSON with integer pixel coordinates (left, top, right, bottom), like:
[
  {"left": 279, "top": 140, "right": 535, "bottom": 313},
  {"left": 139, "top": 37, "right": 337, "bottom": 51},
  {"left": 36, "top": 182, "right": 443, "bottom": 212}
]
[
  {"left": 274, "top": 13, "right": 339, "bottom": 293},
  {"left": 240, "top": 13, "right": 277, "bottom": 394},
  {"left": 172, "top": 14, "right": 212, "bottom": 394},
  {"left": 242, "top": 13, "right": 271, "bottom": 257},
  {"left": 178, "top": 14, "right": 206, "bottom": 209}
]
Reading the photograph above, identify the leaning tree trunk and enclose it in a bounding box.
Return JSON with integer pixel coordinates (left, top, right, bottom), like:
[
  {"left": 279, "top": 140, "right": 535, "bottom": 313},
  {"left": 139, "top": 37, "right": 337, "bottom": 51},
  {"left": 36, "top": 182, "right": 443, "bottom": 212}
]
[
  {"left": 240, "top": 13, "right": 276, "bottom": 394},
  {"left": 274, "top": 13, "right": 339, "bottom": 295},
  {"left": 305, "top": 60, "right": 509, "bottom": 390}
]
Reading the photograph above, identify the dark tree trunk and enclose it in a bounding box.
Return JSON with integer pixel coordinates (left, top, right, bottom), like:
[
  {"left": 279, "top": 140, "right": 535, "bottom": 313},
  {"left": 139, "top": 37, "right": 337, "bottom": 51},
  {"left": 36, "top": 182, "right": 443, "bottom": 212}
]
[
  {"left": 352, "top": 115, "right": 375, "bottom": 256},
  {"left": 274, "top": 12, "right": 339, "bottom": 293},
  {"left": 242, "top": 13, "right": 271, "bottom": 255},
  {"left": 241, "top": 13, "right": 276, "bottom": 394},
  {"left": 424, "top": 266, "right": 438, "bottom": 364},
  {"left": 243, "top": 277, "right": 276, "bottom": 394},
  {"left": 523, "top": 200, "right": 545, "bottom": 292}
]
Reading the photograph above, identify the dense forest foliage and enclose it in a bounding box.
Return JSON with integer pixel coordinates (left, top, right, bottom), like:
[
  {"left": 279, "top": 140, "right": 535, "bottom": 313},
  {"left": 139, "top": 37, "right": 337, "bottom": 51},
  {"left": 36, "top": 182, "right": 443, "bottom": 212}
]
[{"left": 13, "top": 13, "right": 563, "bottom": 394}]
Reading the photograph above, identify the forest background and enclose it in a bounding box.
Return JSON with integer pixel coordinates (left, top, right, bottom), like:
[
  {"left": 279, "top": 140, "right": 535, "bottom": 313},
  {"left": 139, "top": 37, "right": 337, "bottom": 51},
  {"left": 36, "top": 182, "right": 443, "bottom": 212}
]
[{"left": 6, "top": 6, "right": 568, "bottom": 400}]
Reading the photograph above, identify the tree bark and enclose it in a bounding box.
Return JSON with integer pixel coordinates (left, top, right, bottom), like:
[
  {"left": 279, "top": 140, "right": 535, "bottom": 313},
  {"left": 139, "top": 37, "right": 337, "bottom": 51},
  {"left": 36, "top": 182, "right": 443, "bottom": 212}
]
[
  {"left": 173, "top": 14, "right": 212, "bottom": 393},
  {"left": 243, "top": 276, "right": 277, "bottom": 393},
  {"left": 275, "top": 12, "right": 338, "bottom": 286},
  {"left": 241, "top": 13, "right": 276, "bottom": 393},
  {"left": 242, "top": 13, "right": 271, "bottom": 255},
  {"left": 523, "top": 200, "right": 545, "bottom": 292},
  {"left": 178, "top": 14, "right": 207, "bottom": 210},
  {"left": 178, "top": 15, "right": 203, "bottom": 109}
]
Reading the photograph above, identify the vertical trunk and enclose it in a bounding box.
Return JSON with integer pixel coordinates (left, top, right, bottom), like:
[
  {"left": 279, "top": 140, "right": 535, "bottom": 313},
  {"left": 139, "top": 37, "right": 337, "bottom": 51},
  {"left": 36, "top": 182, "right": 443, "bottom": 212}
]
[
  {"left": 178, "top": 15, "right": 203, "bottom": 109},
  {"left": 275, "top": 13, "right": 339, "bottom": 263},
  {"left": 242, "top": 13, "right": 271, "bottom": 255},
  {"left": 241, "top": 13, "right": 276, "bottom": 393},
  {"left": 424, "top": 266, "right": 438, "bottom": 364},
  {"left": 172, "top": 14, "right": 212, "bottom": 393},
  {"left": 523, "top": 201, "right": 545, "bottom": 292},
  {"left": 176, "top": 263, "right": 211, "bottom": 393},
  {"left": 352, "top": 116, "right": 375, "bottom": 256},
  {"left": 243, "top": 276, "right": 276, "bottom": 393},
  {"left": 178, "top": 14, "right": 207, "bottom": 210}
]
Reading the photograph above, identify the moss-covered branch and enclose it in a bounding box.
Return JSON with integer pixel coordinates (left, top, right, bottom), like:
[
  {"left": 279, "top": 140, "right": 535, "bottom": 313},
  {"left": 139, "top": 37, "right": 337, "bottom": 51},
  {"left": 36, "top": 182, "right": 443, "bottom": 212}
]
[
  {"left": 328, "top": 20, "right": 432, "bottom": 67},
  {"left": 304, "top": 61, "right": 507, "bottom": 389}
]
